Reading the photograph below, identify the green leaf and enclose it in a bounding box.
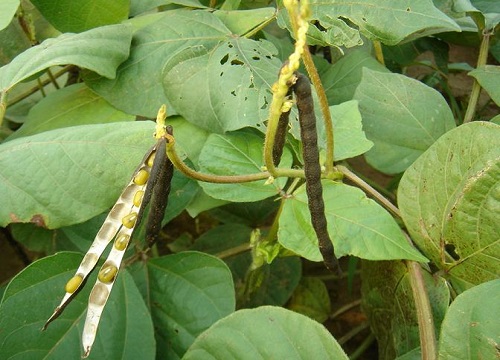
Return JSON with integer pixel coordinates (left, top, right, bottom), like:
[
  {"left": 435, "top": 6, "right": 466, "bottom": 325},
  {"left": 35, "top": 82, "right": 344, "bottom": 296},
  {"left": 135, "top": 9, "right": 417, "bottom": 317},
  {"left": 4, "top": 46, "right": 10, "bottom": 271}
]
[
  {"left": 146, "top": 252, "right": 235, "bottom": 359},
  {"left": 30, "top": 0, "right": 129, "bottom": 33},
  {"left": 361, "top": 260, "right": 450, "bottom": 359},
  {"left": 0, "top": 252, "right": 155, "bottom": 359},
  {"left": 307, "top": 0, "right": 461, "bottom": 45},
  {"left": 0, "top": 0, "right": 19, "bottom": 32},
  {"left": 469, "top": 65, "right": 500, "bottom": 106},
  {"left": 398, "top": 122, "right": 500, "bottom": 290},
  {"left": 214, "top": 8, "right": 276, "bottom": 35},
  {"left": 438, "top": 279, "right": 500, "bottom": 359},
  {"left": 163, "top": 37, "right": 282, "bottom": 133},
  {"left": 130, "top": 0, "right": 206, "bottom": 16},
  {"left": 85, "top": 10, "right": 231, "bottom": 117},
  {"left": 354, "top": 68, "right": 456, "bottom": 174},
  {"left": 0, "top": 24, "right": 133, "bottom": 93},
  {"left": 0, "top": 121, "right": 155, "bottom": 228},
  {"left": 288, "top": 277, "right": 331, "bottom": 323},
  {"left": 277, "top": 9, "right": 362, "bottom": 48},
  {"left": 197, "top": 131, "right": 292, "bottom": 202},
  {"left": 7, "top": 83, "right": 134, "bottom": 141},
  {"left": 279, "top": 181, "right": 428, "bottom": 262},
  {"left": 190, "top": 224, "right": 302, "bottom": 308},
  {"left": 183, "top": 306, "right": 349, "bottom": 359},
  {"left": 320, "top": 49, "right": 390, "bottom": 106},
  {"left": 322, "top": 100, "right": 373, "bottom": 161}
]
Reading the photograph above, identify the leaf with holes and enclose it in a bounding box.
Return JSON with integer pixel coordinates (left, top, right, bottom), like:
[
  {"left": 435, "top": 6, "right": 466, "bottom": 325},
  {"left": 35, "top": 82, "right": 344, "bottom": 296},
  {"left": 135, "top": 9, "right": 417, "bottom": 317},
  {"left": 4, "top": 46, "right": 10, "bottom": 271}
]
[
  {"left": 163, "top": 37, "right": 282, "bottom": 133},
  {"left": 306, "top": 0, "right": 460, "bottom": 45},
  {"left": 84, "top": 10, "right": 231, "bottom": 117},
  {"left": 398, "top": 122, "right": 500, "bottom": 292}
]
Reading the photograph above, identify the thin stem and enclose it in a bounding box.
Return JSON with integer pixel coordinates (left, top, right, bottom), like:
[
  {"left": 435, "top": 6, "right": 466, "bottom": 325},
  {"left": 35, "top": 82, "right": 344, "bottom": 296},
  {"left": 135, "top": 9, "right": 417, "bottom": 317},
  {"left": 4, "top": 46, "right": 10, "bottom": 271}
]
[
  {"left": 216, "top": 243, "right": 251, "bottom": 259},
  {"left": 373, "top": 40, "right": 385, "bottom": 66},
  {"left": 337, "top": 165, "right": 401, "bottom": 218},
  {"left": 244, "top": 14, "right": 277, "bottom": 39},
  {"left": 349, "top": 333, "right": 376, "bottom": 360},
  {"left": 165, "top": 133, "right": 306, "bottom": 183},
  {"left": 7, "top": 65, "right": 72, "bottom": 106},
  {"left": 337, "top": 322, "right": 370, "bottom": 345},
  {"left": 166, "top": 136, "right": 270, "bottom": 183},
  {"left": 302, "top": 46, "right": 335, "bottom": 175},
  {"left": 406, "top": 259, "right": 438, "bottom": 360},
  {"left": 330, "top": 299, "right": 362, "bottom": 320},
  {"left": 0, "top": 92, "right": 7, "bottom": 127},
  {"left": 463, "top": 30, "right": 491, "bottom": 123}
]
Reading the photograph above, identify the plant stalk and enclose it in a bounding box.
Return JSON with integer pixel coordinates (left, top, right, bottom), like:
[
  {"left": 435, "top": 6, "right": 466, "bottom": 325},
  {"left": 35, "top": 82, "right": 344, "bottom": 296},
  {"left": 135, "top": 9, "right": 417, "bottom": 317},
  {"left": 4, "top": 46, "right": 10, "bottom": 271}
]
[
  {"left": 165, "top": 133, "right": 305, "bottom": 183},
  {"left": 406, "top": 259, "right": 438, "bottom": 360},
  {"left": 337, "top": 165, "right": 401, "bottom": 218},
  {"left": 463, "top": 29, "right": 491, "bottom": 123},
  {"left": 302, "top": 46, "right": 335, "bottom": 175}
]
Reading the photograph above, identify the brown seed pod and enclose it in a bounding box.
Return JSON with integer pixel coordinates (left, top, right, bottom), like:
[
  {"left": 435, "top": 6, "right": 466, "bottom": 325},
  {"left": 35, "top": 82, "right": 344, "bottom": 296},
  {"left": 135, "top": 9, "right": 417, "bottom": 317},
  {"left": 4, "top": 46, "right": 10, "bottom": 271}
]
[{"left": 293, "top": 72, "right": 339, "bottom": 272}]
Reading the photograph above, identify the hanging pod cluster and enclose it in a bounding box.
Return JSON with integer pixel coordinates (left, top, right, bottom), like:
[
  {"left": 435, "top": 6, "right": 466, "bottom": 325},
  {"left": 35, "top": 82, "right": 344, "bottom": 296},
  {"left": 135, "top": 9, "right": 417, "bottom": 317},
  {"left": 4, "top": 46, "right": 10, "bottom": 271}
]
[{"left": 43, "top": 107, "right": 174, "bottom": 358}]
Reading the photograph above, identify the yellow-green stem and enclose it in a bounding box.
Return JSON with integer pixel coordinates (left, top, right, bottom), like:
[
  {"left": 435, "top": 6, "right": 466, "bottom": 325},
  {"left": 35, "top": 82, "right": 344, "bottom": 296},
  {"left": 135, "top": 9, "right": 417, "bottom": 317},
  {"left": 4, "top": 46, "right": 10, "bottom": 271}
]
[
  {"left": 337, "top": 165, "right": 401, "bottom": 218},
  {"left": 373, "top": 40, "right": 385, "bottom": 66},
  {"left": 463, "top": 30, "right": 491, "bottom": 123},
  {"left": 406, "top": 259, "right": 438, "bottom": 360},
  {"left": 0, "top": 92, "right": 7, "bottom": 127},
  {"left": 302, "top": 46, "right": 335, "bottom": 174},
  {"left": 165, "top": 133, "right": 306, "bottom": 183}
]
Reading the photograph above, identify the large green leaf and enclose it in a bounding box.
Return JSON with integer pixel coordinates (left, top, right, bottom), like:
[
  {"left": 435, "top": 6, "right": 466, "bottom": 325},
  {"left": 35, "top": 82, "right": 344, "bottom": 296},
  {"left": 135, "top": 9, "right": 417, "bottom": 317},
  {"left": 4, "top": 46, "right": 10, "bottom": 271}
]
[
  {"left": 438, "top": 279, "right": 500, "bottom": 359},
  {"left": 214, "top": 8, "right": 276, "bottom": 35},
  {"left": 0, "top": 24, "right": 133, "bottom": 93},
  {"left": 469, "top": 65, "right": 500, "bottom": 106},
  {"left": 30, "top": 0, "right": 129, "bottom": 33},
  {"left": 198, "top": 131, "right": 293, "bottom": 202},
  {"left": 398, "top": 122, "right": 500, "bottom": 291},
  {"left": 85, "top": 10, "right": 231, "bottom": 117},
  {"left": 354, "top": 68, "right": 456, "bottom": 174},
  {"left": 361, "top": 260, "right": 450, "bottom": 359},
  {"left": 183, "top": 306, "right": 349, "bottom": 359},
  {"left": 322, "top": 100, "right": 373, "bottom": 161},
  {"left": 167, "top": 116, "right": 210, "bottom": 165},
  {"left": 279, "top": 181, "right": 428, "bottom": 262},
  {"left": 0, "top": 0, "right": 19, "bottom": 32},
  {"left": 146, "top": 252, "right": 235, "bottom": 359},
  {"left": 307, "top": 0, "right": 460, "bottom": 45},
  {"left": 0, "top": 121, "right": 155, "bottom": 228},
  {"left": 7, "top": 83, "right": 134, "bottom": 141},
  {"left": 163, "top": 37, "right": 282, "bottom": 133},
  {"left": 0, "top": 252, "right": 155, "bottom": 359},
  {"left": 319, "top": 50, "right": 389, "bottom": 106}
]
